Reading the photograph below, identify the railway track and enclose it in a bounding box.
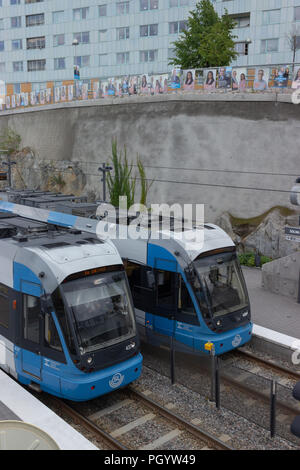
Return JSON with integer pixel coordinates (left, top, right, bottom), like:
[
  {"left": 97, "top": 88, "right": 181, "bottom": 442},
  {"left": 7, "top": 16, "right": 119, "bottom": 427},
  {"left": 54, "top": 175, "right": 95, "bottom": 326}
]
[
  {"left": 234, "top": 349, "right": 300, "bottom": 381},
  {"left": 51, "top": 387, "right": 234, "bottom": 451}
]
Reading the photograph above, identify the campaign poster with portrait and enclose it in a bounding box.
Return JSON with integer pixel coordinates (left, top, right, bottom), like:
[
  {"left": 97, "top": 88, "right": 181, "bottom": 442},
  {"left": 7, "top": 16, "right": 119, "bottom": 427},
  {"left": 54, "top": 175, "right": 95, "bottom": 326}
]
[
  {"left": 60, "top": 86, "right": 66, "bottom": 101},
  {"left": 139, "top": 74, "right": 149, "bottom": 95},
  {"left": 68, "top": 84, "right": 74, "bottom": 101},
  {"left": 271, "top": 66, "right": 290, "bottom": 88},
  {"left": 39, "top": 90, "right": 45, "bottom": 105},
  {"left": 121, "top": 76, "right": 129, "bottom": 96},
  {"left": 114, "top": 78, "right": 123, "bottom": 97},
  {"left": 195, "top": 69, "right": 204, "bottom": 90},
  {"left": 183, "top": 70, "right": 195, "bottom": 91},
  {"left": 217, "top": 66, "right": 232, "bottom": 89},
  {"left": 129, "top": 76, "right": 138, "bottom": 95},
  {"left": 24, "top": 93, "right": 29, "bottom": 106},
  {"left": 169, "top": 68, "right": 182, "bottom": 90},
  {"left": 152, "top": 74, "right": 167, "bottom": 94},
  {"left": 54, "top": 87, "right": 60, "bottom": 102},
  {"left": 292, "top": 68, "right": 300, "bottom": 89},
  {"left": 107, "top": 78, "right": 115, "bottom": 96},
  {"left": 0, "top": 80, "right": 5, "bottom": 108},
  {"left": 30, "top": 91, "right": 36, "bottom": 106},
  {"left": 100, "top": 81, "right": 108, "bottom": 98},
  {"left": 203, "top": 69, "right": 216, "bottom": 91},
  {"left": 82, "top": 83, "right": 88, "bottom": 100},
  {"left": 45, "top": 89, "right": 51, "bottom": 104},
  {"left": 16, "top": 94, "right": 21, "bottom": 107},
  {"left": 253, "top": 68, "right": 269, "bottom": 91},
  {"left": 232, "top": 68, "right": 247, "bottom": 91},
  {"left": 11, "top": 95, "right": 16, "bottom": 108},
  {"left": 75, "top": 81, "right": 82, "bottom": 99},
  {"left": 20, "top": 93, "right": 25, "bottom": 106},
  {"left": 5, "top": 95, "right": 10, "bottom": 109},
  {"left": 92, "top": 81, "right": 100, "bottom": 99}
]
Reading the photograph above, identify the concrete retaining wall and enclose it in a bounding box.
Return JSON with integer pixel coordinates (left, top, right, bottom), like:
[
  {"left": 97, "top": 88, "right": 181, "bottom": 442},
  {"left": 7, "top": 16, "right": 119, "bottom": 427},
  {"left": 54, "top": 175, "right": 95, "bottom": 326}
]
[{"left": 0, "top": 92, "right": 299, "bottom": 223}]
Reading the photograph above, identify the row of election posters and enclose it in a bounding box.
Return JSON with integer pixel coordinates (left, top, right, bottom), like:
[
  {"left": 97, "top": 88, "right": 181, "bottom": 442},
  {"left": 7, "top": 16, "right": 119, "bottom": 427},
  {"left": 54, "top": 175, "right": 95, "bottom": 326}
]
[{"left": 2, "top": 66, "right": 300, "bottom": 109}]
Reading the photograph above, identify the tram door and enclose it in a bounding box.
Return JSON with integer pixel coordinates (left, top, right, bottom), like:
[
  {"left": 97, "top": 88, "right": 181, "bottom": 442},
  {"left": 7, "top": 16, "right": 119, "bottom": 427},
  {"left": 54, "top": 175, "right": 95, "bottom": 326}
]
[
  {"left": 152, "top": 258, "right": 178, "bottom": 338},
  {"left": 20, "top": 281, "right": 42, "bottom": 380}
]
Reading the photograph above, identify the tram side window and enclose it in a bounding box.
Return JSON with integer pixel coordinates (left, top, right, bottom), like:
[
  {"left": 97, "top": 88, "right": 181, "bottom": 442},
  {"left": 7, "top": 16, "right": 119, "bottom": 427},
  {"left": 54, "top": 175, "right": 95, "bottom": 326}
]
[
  {"left": 44, "top": 313, "right": 63, "bottom": 352},
  {"left": 156, "top": 270, "right": 174, "bottom": 307},
  {"left": 125, "top": 262, "right": 155, "bottom": 310},
  {"left": 23, "top": 295, "right": 40, "bottom": 344},
  {"left": 0, "top": 283, "right": 9, "bottom": 329},
  {"left": 178, "top": 276, "right": 199, "bottom": 325}
]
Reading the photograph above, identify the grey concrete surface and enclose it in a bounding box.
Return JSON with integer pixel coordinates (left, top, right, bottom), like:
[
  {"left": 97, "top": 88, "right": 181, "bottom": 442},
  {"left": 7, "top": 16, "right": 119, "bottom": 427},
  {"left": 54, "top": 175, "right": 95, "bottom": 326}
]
[
  {"left": 0, "top": 93, "right": 299, "bottom": 223},
  {"left": 243, "top": 266, "right": 300, "bottom": 339},
  {"left": 262, "top": 252, "right": 300, "bottom": 300},
  {"left": 0, "top": 401, "right": 20, "bottom": 420}
]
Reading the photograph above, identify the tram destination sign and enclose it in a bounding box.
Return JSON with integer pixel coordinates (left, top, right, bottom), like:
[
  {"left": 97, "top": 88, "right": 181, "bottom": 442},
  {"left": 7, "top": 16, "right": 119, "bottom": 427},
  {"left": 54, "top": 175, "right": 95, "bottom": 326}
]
[
  {"left": 285, "top": 226, "right": 300, "bottom": 242},
  {"left": 0, "top": 172, "right": 7, "bottom": 181}
]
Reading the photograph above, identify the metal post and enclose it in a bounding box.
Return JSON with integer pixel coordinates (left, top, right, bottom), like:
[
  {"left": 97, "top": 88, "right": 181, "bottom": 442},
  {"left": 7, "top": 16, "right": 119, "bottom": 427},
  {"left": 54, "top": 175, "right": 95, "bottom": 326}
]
[
  {"left": 170, "top": 333, "right": 175, "bottom": 385},
  {"left": 270, "top": 380, "right": 277, "bottom": 438},
  {"left": 297, "top": 270, "right": 300, "bottom": 304},
  {"left": 3, "top": 153, "right": 16, "bottom": 189},
  {"left": 215, "top": 356, "right": 220, "bottom": 409},
  {"left": 210, "top": 346, "right": 216, "bottom": 402},
  {"left": 98, "top": 163, "right": 112, "bottom": 202}
]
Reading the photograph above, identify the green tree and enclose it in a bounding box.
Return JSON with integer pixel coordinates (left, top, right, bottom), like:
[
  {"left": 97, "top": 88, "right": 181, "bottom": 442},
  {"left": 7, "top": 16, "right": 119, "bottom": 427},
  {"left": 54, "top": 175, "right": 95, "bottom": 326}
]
[{"left": 169, "top": 0, "right": 237, "bottom": 69}]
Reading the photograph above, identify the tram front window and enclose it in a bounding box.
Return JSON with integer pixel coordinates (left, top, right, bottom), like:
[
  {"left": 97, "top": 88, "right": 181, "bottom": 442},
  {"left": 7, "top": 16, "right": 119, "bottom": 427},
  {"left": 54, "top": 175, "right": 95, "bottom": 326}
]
[
  {"left": 62, "top": 271, "right": 136, "bottom": 354},
  {"left": 193, "top": 253, "right": 249, "bottom": 318}
]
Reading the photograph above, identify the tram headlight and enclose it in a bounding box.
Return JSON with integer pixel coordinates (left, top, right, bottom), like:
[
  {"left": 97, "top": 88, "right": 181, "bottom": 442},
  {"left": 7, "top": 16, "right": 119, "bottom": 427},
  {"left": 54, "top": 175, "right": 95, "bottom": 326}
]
[
  {"left": 216, "top": 320, "right": 222, "bottom": 327},
  {"left": 87, "top": 356, "right": 93, "bottom": 365}
]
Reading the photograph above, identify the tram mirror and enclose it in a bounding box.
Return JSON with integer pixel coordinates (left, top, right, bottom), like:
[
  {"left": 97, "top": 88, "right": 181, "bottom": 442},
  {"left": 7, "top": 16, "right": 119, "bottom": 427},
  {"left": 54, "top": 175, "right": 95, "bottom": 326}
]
[
  {"left": 40, "top": 294, "right": 54, "bottom": 315},
  {"left": 146, "top": 270, "right": 155, "bottom": 288}
]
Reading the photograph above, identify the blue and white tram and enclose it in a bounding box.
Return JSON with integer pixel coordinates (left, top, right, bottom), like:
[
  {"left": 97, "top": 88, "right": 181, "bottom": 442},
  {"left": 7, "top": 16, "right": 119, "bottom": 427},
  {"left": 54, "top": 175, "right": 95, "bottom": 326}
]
[{"left": 0, "top": 210, "right": 142, "bottom": 401}]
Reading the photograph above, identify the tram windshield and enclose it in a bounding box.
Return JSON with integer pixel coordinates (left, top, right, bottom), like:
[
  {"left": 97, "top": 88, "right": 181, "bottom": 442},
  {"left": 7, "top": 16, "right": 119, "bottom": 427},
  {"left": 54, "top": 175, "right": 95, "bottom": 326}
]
[
  {"left": 62, "top": 271, "right": 136, "bottom": 354},
  {"left": 192, "top": 252, "right": 249, "bottom": 318}
]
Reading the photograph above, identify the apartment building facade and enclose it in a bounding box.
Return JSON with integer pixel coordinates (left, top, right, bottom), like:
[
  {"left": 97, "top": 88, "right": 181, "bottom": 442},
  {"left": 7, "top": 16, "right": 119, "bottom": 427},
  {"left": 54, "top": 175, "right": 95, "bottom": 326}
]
[{"left": 0, "top": 0, "right": 299, "bottom": 91}]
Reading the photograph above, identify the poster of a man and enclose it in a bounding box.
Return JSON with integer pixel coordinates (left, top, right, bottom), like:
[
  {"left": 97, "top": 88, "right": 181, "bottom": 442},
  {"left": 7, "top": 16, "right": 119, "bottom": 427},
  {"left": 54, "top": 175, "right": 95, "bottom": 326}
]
[
  {"left": 183, "top": 70, "right": 195, "bottom": 90},
  {"left": 253, "top": 69, "right": 268, "bottom": 91},
  {"left": 107, "top": 79, "right": 115, "bottom": 96},
  {"left": 217, "top": 67, "right": 231, "bottom": 88}
]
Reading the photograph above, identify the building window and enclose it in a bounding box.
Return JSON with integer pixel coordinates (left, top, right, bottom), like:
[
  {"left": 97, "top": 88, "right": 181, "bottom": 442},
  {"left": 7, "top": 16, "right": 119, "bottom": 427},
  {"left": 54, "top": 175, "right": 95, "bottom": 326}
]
[
  {"left": 26, "top": 14, "right": 44, "bottom": 27},
  {"left": 170, "top": 0, "right": 188, "bottom": 6},
  {"left": 12, "top": 39, "right": 22, "bottom": 50},
  {"left": 140, "top": 0, "right": 158, "bottom": 11},
  {"left": 168, "top": 48, "right": 175, "bottom": 59},
  {"left": 0, "top": 62, "right": 5, "bottom": 73},
  {"left": 261, "top": 38, "right": 279, "bottom": 53},
  {"left": 74, "top": 55, "right": 90, "bottom": 67},
  {"left": 13, "top": 61, "right": 23, "bottom": 72},
  {"left": 53, "top": 11, "right": 64, "bottom": 23},
  {"left": 99, "top": 54, "right": 108, "bottom": 66},
  {"left": 73, "top": 7, "right": 89, "bottom": 21},
  {"left": 117, "top": 27, "right": 129, "bottom": 40},
  {"left": 295, "top": 7, "right": 300, "bottom": 21},
  {"left": 11, "top": 0, "right": 21, "bottom": 5},
  {"left": 26, "top": 36, "right": 45, "bottom": 50},
  {"left": 53, "top": 34, "right": 65, "bottom": 47},
  {"left": 27, "top": 59, "right": 46, "bottom": 71},
  {"left": 234, "top": 42, "right": 249, "bottom": 55},
  {"left": 54, "top": 58, "right": 66, "bottom": 70},
  {"left": 117, "top": 1, "right": 129, "bottom": 15},
  {"left": 99, "top": 29, "right": 108, "bottom": 41},
  {"left": 11, "top": 16, "right": 21, "bottom": 28},
  {"left": 99, "top": 4, "right": 107, "bottom": 16},
  {"left": 232, "top": 15, "right": 250, "bottom": 28},
  {"left": 25, "top": 0, "right": 44, "bottom": 3},
  {"left": 0, "top": 284, "right": 9, "bottom": 329},
  {"left": 262, "top": 9, "right": 280, "bottom": 25},
  {"left": 116, "top": 51, "right": 129, "bottom": 64},
  {"left": 0, "top": 41, "right": 4, "bottom": 52},
  {"left": 73, "top": 32, "right": 90, "bottom": 44},
  {"left": 0, "top": 20, "right": 3, "bottom": 30},
  {"left": 140, "top": 49, "right": 158, "bottom": 62},
  {"left": 140, "top": 24, "right": 158, "bottom": 37},
  {"left": 169, "top": 21, "right": 187, "bottom": 34}
]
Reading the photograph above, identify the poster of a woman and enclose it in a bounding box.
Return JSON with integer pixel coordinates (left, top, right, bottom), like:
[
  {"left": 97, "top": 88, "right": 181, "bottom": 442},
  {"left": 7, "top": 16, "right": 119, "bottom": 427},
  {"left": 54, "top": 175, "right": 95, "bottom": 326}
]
[
  {"left": 140, "top": 75, "right": 149, "bottom": 95},
  {"left": 170, "top": 68, "right": 181, "bottom": 89},
  {"left": 292, "top": 69, "right": 300, "bottom": 89},
  {"left": 203, "top": 70, "right": 216, "bottom": 90},
  {"left": 183, "top": 70, "right": 195, "bottom": 90}
]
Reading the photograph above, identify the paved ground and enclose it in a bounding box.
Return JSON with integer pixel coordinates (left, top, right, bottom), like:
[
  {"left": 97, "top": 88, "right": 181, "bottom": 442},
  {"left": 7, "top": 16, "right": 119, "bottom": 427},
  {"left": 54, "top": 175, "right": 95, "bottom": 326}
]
[{"left": 242, "top": 267, "right": 300, "bottom": 339}]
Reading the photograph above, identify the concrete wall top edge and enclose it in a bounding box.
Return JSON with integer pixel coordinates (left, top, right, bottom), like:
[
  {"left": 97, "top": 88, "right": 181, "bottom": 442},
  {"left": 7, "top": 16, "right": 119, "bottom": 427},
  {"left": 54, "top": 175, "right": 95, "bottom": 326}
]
[{"left": 0, "top": 92, "right": 297, "bottom": 119}]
